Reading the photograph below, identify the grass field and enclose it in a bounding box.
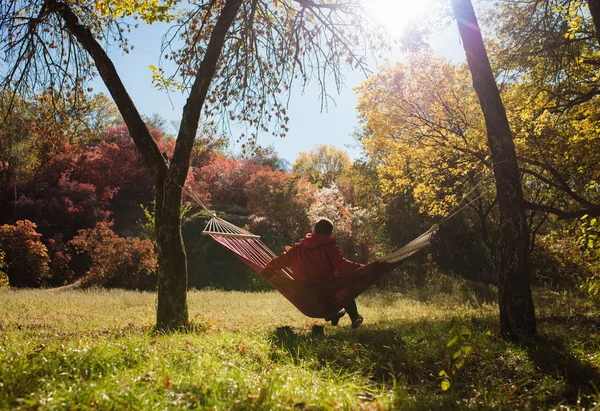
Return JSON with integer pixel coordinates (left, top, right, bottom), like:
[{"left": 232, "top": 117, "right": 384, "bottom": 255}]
[{"left": 1, "top": 285, "right": 599, "bottom": 410}]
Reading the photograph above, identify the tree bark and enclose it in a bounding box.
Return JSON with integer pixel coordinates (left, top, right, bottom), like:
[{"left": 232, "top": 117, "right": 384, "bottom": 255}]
[
  {"left": 450, "top": 0, "right": 537, "bottom": 340},
  {"left": 587, "top": 0, "right": 600, "bottom": 45},
  {"left": 52, "top": 0, "right": 244, "bottom": 330},
  {"left": 155, "top": 170, "right": 189, "bottom": 330}
]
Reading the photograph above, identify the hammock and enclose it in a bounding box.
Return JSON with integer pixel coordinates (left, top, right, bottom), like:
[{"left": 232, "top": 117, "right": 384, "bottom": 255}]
[{"left": 203, "top": 216, "right": 438, "bottom": 319}]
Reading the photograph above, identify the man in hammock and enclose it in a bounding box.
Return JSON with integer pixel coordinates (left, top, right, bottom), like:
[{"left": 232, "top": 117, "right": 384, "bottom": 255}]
[{"left": 263, "top": 218, "right": 365, "bottom": 328}]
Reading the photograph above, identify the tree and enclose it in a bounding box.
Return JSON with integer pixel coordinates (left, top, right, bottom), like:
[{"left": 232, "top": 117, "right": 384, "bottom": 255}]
[
  {"left": 356, "top": 43, "right": 600, "bottom": 254},
  {"left": 588, "top": 0, "right": 600, "bottom": 42},
  {"left": 450, "top": 0, "right": 537, "bottom": 339},
  {"left": 0, "top": 220, "right": 51, "bottom": 287},
  {"left": 355, "top": 53, "right": 496, "bottom": 243},
  {"left": 293, "top": 144, "right": 352, "bottom": 188},
  {"left": 194, "top": 154, "right": 270, "bottom": 208},
  {"left": 1, "top": 0, "right": 381, "bottom": 329},
  {"left": 488, "top": 0, "right": 600, "bottom": 219},
  {"left": 308, "top": 183, "right": 376, "bottom": 262},
  {"left": 70, "top": 222, "right": 157, "bottom": 289},
  {"left": 245, "top": 170, "right": 315, "bottom": 248}
]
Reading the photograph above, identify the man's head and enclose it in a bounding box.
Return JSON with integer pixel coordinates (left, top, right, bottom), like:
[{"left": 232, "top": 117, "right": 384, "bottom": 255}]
[{"left": 313, "top": 218, "right": 333, "bottom": 236}]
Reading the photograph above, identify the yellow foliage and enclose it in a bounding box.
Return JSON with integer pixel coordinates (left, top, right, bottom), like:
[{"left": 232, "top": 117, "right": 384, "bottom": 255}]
[
  {"left": 93, "top": 0, "right": 179, "bottom": 23},
  {"left": 148, "top": 65, "right": 185, "bottom": 91},
  {"left": 356, "top": 52, "right": 492, "bottom": 217},
  {"left": 357, "top": 38, "right": 600, "bottom": 221}
]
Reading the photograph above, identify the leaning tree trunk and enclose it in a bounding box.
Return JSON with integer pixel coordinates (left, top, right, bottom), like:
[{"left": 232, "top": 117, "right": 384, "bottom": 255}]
[
  {"left": 450, "top": 0, "right": 537, "bottom": 340},
  {"left": 587, "top": 0, "right": 600, "bottom": 45}
]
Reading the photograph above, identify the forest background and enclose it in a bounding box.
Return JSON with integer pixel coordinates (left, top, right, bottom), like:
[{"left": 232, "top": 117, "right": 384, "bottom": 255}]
[{"left": 1, "top": 0, "right": 600, "bottom": 301}]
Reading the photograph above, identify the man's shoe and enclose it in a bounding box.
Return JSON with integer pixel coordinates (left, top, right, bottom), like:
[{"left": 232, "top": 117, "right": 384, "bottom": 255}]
[
  {"left": 326, "top": 310, "right": 346, "bottom": 326},
  {"left": 351, "top": 315, "right": 363, "bottom": 329}
]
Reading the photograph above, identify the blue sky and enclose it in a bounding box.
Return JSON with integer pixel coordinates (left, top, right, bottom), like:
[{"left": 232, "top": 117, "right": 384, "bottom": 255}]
[{"left": 91, "top": 5, "right": 467, "bottom": 163}]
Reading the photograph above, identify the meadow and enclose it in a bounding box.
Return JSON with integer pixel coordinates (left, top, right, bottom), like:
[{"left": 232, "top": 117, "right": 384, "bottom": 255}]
[{"left": 1, "top": 285, "right": 599, "bottom": 410}]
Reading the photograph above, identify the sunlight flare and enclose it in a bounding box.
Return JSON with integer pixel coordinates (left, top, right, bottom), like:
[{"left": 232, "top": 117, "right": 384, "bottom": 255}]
[{"left": 364, "top": 0, "right": 435, "bottom": 36}]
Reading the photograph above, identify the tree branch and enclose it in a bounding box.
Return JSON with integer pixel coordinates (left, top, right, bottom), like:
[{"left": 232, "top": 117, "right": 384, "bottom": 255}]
[
  {"left": 48, "top": 0, "right": 166, "bottom": 173},
  {"left": 170, "top": 0, "right": 244, "bottom": 186},
  {"left": 524, "top": 201, "right": 600, "bottom": 219},
  {"left": 517, "top": 155, "right": 598, "bottom": 210}
]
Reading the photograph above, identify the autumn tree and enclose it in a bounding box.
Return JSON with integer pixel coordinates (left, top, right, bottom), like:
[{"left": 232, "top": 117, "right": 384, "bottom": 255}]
[
  {"left": 488, "top": 0, "right": 600, "bottom": 219},
  {"left": 355, "top": 44, "right": 600, "bottom": 249},
  {"left": 489, "top": 0, "right": 600, "bottom": 114},
  {"left": 0, "top": 220, "right": 51, "bottom": 287},
  {"left": 292, "top": 144, "right": 352, "bottom": 188},
  {"left": 450, "top": 0, "right": 537, "bottom": 339},
  {"left": 245, "top": 170, "right": 316, "bottom": 249},
  {"left": 356, "top": 53, "right": 497, "bottom": 248},
  {"left": 194, "top": 154, "right": 270, "bottom": 208},
  {"left": 0, "top": 0, "right": 381, "bottom": 329},
  {"left": 308, "top": 183, "right": 376, "bottom": 262}
]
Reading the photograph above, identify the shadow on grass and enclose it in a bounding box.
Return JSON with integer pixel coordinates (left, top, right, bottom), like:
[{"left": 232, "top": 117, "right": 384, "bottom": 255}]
[
  {"left": 526, "top": 336, "right": 600, "bottom": 405},
  {"left": 524, "top": 314, "right": 600, "bottom": 405},
  {"left": 267, "top": 314, "right": 600, "bottom": 409},
  {"left": 268, "top": 320, "right": 444, "bottom": 386}
]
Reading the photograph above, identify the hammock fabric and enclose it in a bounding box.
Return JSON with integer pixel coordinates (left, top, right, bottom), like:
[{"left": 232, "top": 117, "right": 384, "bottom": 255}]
[{"left": 203, "top": 217, "right": 438, "bottom": 319}]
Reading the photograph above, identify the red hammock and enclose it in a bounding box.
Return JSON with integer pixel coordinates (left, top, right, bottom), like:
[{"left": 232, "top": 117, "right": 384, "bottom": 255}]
[{"left": 204, "top": 217, "right": 437, "bottom": 319}]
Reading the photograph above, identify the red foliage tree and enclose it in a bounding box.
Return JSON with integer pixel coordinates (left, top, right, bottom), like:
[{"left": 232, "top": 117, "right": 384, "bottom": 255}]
[
  {"left": 0, "top": 250, "right": 8, "bottom": 288},
  {"left": 245, "top": 170, "right": 316, "bottom": 250},
  {"left": 194, "top": 154, "right": 270, "bottom": 208},
  {"left": 13, "top": 123, "right": 160, "bottom": 239},
  {"left": 0, "top": 220, "right": 50, "bottom": 287},
  {"left": 46, "top": 236, "right": 74, "bottom": 286},
  {"left": 69, "top": 222, "right": 157, "bottom": 290}
]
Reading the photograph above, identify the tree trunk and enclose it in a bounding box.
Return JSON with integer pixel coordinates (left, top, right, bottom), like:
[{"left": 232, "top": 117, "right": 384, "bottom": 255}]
[
  {"left": 450, "top": 0, "right": 537, "bottom": 340},
  {"left": 587, "top": 0, "right": 600, "bottom": 45},
  {"left": 155, "top": 171, "right": 188, "bottom": 330}
]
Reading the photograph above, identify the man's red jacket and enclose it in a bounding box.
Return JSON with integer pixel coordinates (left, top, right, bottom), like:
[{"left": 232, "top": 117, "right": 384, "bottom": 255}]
[{"left": 264, "top": 232, "right": 364, "bottom": 282}]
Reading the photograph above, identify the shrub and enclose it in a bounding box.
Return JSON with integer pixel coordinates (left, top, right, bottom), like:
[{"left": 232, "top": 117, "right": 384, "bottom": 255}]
[
  {"left": 46, "top": 237, "right": 74, "bottom": 286},
  {"left": 531, "top": 234, "right": 600, "bottom": 289},
  {"left": 0, "top": 250, "right": 8, "bottom": 288},
  {"left": 69, "top": 222, "right": 157, "bottom": 290},
  {"left": 0, "top": 220, "right": 50, "bottom": 287},
  {"left": 245, "top": 171, "right": 316, "bottom": 251}
]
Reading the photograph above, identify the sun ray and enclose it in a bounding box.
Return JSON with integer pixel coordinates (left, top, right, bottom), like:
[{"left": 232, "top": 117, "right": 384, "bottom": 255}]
[{"left": 364, "top": 0, "right": 435, "bottom": 37}]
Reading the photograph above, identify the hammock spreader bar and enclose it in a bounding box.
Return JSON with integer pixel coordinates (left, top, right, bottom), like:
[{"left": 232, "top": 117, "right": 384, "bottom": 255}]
[{"left": 203, "top": 216, "right": 438, "bottom": 319}]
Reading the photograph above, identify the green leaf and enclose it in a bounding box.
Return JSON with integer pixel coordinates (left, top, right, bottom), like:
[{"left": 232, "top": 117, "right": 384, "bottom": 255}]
[
  {"left": 453, "top": 348, "right": 463, "bottom": 359},
  {"left": 447, "top": 335, "right": 459, "bottom": 347},
  {"left": 463, "top": 345, "right": 473, "bottom": 355},
  {"left": 591, "top": 218, "right": 597, "bottom": 226},
  {"left": 449, "top": 319, "right": 457, "bottom": 334},
  {"left": 441, "top": 379, "right": 451, "bottom": 391},
  {"left": 438, "top": 370, "right": 447, "bottom": 377},
  {"left": 460, "top": 326, "right": 471, "bottom": 340},
  {"left": 454, "top": 358, "right": 465, "bottom": 370}
]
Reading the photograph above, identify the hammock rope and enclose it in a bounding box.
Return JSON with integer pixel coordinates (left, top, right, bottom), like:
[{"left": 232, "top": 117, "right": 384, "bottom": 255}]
[{"left": 172, "top": 164, "right": 496, "bottom": 318}]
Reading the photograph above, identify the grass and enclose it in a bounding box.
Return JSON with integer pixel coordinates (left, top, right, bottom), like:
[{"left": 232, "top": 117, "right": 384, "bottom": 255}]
[{"left": 0, "top": 285, "right": 599, "bottom": 410}]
